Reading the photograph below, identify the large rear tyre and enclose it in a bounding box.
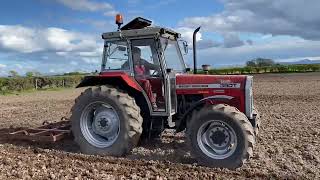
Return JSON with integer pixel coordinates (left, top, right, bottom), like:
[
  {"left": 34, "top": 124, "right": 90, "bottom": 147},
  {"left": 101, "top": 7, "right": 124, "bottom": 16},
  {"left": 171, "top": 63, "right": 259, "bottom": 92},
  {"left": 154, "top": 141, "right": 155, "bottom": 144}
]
[
  {"left": 187, "top": 104, "right": 255, "bottom": 169},
  {"left": 71, "top": 86, "right": 143, "bottom": 156}
]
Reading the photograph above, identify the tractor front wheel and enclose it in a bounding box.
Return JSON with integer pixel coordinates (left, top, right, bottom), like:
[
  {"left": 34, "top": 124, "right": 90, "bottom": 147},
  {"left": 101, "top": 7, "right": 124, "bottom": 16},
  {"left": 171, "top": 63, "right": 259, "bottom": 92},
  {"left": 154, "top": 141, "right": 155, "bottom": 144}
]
[
  {"left": 187, "top": 104, "right": 255, "bottom": 169},
  {"left": 71, "top": 86, "right": 143, "bottom": 156}
]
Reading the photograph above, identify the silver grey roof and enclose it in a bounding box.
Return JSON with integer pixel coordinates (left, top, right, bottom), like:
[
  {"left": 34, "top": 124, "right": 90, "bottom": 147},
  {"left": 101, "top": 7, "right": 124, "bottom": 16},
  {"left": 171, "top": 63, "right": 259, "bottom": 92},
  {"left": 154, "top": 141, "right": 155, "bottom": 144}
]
[{"left": 102, "top": 27, "right": 181, "bottom": 40}]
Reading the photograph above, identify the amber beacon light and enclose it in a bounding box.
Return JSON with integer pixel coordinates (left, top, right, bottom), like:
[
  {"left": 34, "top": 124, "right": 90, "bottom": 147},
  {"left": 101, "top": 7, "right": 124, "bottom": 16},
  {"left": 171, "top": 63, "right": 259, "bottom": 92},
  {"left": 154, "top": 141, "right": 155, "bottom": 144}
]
[{"left": 115, "top": 14, "right": 123, "bottom": 30}]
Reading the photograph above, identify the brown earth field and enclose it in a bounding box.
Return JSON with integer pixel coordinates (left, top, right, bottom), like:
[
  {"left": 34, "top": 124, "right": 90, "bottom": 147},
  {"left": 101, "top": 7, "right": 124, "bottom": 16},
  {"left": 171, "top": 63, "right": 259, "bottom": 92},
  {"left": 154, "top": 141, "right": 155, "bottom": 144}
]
[{"left": 0, "top": 72, "right": 319, "bottom": 179}]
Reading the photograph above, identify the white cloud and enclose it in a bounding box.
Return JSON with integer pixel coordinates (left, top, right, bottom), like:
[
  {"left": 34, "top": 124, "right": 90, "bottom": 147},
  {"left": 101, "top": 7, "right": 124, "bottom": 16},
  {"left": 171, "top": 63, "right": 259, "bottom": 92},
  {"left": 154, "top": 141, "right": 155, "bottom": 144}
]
[
  {"left": 222, "top": 32, "right": 244, "bottom": 48},
  {"left": 0, "top": 25, "right": 100, "bottom": 54},
  {"left": 78, "top": 19, "right": 114, "bottom": 31},
  {"left": 77, "top": 51, "right": 101, "bottom": 57},
  {"left": 180, "top": 0, "right": 320, "bottom": 40},
  {"left": 177, "top": 0, "right": 320, "bottom": 66},
  {"left": 56, "top": 0, "right": 118, "bottom": 18},
  {"left": 56, "top": 51, "right": 68, "bottom": 56},
  {"left": 57, "top": 0, "right": 113, "bottom": 12},
  {"left": 0, "top": 24, "right": 103, "bottom": 76},
  {"left": 0, "top": 64, "right": 6, "bottom": 68},
  {"left": 276, "top": 56, "right": 320, "bottom": 62},
  {"left": 70, "top": 61, "right": 78, "bottom": 66},
  {"left": 14, "top": 64, "right": 23, "bottom": 70},
  {"left": 104, "top": 10, "right": 118, "bottom": 17},
  {"left": 176, "top": 27, "right": 246, "bottom": 49},
  {"left": 0, "top": 25, "right": 44, "bottom": 53},
  {"left": 81, "top": 57, "right": 100, "bottom": 64},
  {"left": 176, "top": 27, "right": 202, "bottom": 45},
  {"left": 0, "top": 70, "right": 6, "bottom": 76},
  {"left": 191, "top": 36, "right": 320, "bottom": 67}
]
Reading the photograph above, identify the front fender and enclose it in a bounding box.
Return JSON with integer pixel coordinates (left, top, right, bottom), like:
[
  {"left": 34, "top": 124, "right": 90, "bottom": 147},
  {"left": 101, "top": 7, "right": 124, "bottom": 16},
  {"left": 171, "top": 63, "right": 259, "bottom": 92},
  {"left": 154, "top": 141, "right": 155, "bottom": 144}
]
[{"left": 176, "top": 95, "right": 234, "bottom": 132}]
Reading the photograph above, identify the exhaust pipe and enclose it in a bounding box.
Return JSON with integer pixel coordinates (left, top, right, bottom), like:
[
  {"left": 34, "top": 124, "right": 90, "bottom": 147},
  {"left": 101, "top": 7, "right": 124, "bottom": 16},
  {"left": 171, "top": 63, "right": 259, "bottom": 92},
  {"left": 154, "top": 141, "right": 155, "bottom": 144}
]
[{"left": 193, "top": 27, "right": 201, "bottom": 74}]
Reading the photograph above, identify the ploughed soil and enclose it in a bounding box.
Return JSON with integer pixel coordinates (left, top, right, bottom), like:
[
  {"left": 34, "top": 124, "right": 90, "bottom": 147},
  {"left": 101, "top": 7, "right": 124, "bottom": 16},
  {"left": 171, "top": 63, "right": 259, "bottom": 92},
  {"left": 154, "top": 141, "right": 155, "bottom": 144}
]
[{"left": 0, "top": 73, "right": 319, "bottom": 179}]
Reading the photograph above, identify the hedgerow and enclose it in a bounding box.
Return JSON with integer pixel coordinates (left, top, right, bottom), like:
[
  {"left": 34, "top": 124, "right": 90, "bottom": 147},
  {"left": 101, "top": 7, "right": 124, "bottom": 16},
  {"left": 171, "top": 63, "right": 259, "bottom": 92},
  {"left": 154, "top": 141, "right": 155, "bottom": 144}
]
[{"left": 0, "top": 75, "right": 84, "bottom": 94}]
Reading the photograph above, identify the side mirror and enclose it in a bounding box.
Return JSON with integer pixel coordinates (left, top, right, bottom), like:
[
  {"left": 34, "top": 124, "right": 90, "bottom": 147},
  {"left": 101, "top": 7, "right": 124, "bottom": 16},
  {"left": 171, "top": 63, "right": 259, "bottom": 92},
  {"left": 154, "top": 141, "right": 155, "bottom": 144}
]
[
  {"left": 178, "top": 40, "right": 188, "bottom": 55},
  {"left": 183, "top": 41, "right": 188, "bottom": 54},
  {"left": 166, "top": 68, "right": 172, "bottom": 73}
]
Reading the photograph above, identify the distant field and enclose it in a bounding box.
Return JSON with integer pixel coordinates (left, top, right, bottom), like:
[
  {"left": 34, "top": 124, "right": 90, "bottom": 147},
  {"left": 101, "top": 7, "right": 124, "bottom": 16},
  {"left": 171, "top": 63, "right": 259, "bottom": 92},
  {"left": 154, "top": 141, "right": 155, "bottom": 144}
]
[{"left": 205, "top": 64, "right": 320, "bottom": 75}]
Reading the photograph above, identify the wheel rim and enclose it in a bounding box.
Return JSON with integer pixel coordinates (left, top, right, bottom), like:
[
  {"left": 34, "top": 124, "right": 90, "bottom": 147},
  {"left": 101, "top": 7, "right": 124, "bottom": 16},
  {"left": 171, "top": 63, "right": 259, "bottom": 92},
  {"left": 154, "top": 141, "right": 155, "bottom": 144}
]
[
  {"left": 80, "top": 101, "right": 120, "bottom": 148},
  {"left": 197, "top": 120, "right": 237, "bottom": 159}
]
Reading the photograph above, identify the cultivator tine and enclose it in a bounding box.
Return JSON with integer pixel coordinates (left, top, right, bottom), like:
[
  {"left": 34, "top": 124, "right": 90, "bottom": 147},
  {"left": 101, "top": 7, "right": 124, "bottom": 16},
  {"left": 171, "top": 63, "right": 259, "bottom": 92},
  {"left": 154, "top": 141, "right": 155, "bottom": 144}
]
[{"left": 8, "top": 120, "right": 71, "bottom": 142}]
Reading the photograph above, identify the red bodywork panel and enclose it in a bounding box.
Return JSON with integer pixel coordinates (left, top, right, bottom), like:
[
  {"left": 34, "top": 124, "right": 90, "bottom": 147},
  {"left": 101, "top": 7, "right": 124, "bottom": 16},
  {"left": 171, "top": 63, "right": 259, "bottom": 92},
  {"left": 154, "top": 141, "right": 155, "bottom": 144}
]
[
  {"left": 99, "top": 72, "right": 143, "bottom": 91},
  {"left": 176, "top": 74, "right": 247, "bottom": 113},
  {"left": 96, "top": 72, "right": 247, "bottom": 114}
]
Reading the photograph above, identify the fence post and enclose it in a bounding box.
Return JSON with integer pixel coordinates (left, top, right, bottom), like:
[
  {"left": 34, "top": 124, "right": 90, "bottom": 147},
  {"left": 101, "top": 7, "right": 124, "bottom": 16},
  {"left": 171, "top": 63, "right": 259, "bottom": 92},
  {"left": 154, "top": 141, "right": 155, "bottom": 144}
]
[{"left": 35, "top": 78, "right": 38, "bottom": 90}]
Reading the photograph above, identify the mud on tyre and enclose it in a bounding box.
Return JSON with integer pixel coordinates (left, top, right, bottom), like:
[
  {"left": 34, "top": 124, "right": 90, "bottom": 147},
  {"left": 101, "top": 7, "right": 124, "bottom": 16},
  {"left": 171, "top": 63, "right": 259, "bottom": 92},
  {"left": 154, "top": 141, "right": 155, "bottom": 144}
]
[
  {"left": 187, "top": 104, "right": 255, "bottom": 169},
  {"left": 71, "top": 85, "right": 143, "bottom": 156}
]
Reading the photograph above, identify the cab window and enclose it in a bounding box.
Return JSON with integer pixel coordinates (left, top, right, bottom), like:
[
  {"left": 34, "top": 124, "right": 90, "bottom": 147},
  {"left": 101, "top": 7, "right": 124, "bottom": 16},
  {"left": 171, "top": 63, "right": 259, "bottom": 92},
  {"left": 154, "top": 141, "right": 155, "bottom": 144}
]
[
  {"left": 102, "top": 41, "right": 129, "bottom": 71},
  {"left": 161, "top": 38, "right": 185, "bottom": 73}
]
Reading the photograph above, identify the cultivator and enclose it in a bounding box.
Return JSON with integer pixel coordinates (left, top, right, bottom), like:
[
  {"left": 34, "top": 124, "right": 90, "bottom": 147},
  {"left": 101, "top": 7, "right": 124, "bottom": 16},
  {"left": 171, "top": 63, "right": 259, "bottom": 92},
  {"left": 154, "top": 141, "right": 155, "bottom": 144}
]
[{"left": 7, "top": 118, "right": 71, "bottom": 142}]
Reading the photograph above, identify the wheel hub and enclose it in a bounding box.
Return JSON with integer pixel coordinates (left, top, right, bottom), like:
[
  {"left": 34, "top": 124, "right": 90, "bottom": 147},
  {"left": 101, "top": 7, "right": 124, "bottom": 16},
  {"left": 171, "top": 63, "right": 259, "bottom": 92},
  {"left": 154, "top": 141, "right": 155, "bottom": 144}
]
[
  {"left": 197, "top": 120, "right": 237, "bottom": 159},
  {"left": 210, "top": 129, "right": 227, "bottom": 146},
  {"left": 80, "top": 102, "right": 120, "bottom": 148},
  {"left": 92, "top": 107, "right": 119, "bottom": 140},
  {"left": 99, "top": 118, "right": 108, "bottom": 127}
]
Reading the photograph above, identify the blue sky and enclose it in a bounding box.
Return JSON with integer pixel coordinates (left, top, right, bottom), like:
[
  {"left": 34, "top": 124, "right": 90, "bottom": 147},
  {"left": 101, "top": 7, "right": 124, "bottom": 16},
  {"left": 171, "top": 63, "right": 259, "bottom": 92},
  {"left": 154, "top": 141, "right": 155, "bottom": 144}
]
[{"left": 0, "top": 0, "right": 320, "bottom": 76}]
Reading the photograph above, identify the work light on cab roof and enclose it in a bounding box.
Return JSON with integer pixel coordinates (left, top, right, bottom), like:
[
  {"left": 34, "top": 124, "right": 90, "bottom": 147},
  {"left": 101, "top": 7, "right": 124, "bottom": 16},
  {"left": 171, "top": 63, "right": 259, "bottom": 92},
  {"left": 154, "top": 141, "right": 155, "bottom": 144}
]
[{"left": 115, "top": 14, "right": 123, "bottom": 30}]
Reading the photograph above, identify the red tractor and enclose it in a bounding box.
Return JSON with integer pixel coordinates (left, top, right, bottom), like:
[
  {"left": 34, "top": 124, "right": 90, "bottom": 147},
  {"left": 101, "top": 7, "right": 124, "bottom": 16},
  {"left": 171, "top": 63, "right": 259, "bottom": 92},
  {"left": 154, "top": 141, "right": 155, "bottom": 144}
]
[{"left": 70, "top": 16, "right": 260, "bottom": 169}]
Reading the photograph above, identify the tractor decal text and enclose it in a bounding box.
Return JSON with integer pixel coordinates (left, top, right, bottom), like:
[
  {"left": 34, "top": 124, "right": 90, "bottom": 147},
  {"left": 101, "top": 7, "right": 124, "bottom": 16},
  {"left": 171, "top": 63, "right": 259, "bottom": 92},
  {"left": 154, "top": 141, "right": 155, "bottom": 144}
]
[{"left": 176, "top": 83, "right": 241, "bottom": 89}]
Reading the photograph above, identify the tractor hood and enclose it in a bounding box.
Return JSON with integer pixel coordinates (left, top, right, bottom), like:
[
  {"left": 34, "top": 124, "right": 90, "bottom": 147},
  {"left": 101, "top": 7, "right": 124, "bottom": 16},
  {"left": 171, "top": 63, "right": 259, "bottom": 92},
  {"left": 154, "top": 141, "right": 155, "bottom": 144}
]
[
  {"left": 175, "top": 73, "right": 253, "bottom": 120},
  {"left": 176, "top": 74, "right": 247, "bottom": 91}
]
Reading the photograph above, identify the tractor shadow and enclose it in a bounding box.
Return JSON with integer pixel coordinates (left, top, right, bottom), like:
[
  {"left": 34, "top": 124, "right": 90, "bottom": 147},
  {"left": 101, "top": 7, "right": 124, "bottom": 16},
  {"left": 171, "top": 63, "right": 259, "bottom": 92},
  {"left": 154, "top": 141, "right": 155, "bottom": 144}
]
[{"left": 0, "top": 128, "right": 196, "bottom": 165}]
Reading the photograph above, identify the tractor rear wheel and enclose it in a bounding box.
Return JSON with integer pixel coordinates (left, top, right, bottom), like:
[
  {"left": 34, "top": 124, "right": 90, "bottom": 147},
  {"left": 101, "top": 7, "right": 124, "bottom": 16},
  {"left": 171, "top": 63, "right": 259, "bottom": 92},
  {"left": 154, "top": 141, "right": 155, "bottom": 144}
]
[
  {"left": 71, "top": 86, "right": 143, "bottom": 156},
  {"left": 187, "top": 104, "right": 255, "bottom": 169}
]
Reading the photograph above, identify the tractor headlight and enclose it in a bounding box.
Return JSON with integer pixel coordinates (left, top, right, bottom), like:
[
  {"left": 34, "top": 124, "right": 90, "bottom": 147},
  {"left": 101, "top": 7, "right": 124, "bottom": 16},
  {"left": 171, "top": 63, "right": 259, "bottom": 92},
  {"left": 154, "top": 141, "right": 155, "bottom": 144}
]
[{"left": 245, "top": 76, "right": 253, "bottom": 119}]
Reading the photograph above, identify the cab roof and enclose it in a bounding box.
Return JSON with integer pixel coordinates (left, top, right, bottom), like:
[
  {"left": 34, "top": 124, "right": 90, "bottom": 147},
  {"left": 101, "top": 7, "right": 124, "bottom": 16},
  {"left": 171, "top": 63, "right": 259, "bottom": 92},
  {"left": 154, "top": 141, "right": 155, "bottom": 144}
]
[{"left": 102, "top": 17, "right": 180, "bottom": 40}]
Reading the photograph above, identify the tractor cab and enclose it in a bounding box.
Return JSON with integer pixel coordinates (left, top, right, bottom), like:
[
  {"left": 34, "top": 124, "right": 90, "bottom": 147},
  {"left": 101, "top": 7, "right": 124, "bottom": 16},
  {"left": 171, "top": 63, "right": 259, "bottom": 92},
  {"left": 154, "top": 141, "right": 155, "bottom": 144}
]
[{"left": 100, "top": 17, "right": 188, "bottom": 116}]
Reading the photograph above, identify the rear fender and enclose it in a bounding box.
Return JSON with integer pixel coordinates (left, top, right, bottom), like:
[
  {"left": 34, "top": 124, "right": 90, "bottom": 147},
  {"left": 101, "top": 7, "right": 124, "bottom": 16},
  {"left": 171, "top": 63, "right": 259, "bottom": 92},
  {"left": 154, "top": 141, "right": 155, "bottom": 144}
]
[
  {"left": 77, "top": 73, "right": 142, "bottom": 92},
  {"left": 76, "top": 73, "right": 154, "bottom": 116},
  {"left": 176, "top": 95, "right": 234, "bottom": 132}
]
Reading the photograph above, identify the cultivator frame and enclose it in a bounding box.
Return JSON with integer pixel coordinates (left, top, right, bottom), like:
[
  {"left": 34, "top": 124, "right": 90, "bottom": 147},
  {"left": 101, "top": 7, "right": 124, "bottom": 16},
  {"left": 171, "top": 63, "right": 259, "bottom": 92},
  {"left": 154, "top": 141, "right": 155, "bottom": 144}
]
[{"left": 8, "top": 119, "right": 71, "bottom": 142}]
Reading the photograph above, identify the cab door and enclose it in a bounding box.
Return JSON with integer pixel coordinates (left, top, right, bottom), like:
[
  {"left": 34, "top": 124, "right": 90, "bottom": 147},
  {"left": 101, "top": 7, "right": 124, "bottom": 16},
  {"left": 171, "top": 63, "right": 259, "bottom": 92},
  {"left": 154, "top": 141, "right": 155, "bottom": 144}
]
[
  {"left": 131, "top": 38, "right": 167, "bottom": 114},
  {"left": 160, "top": 38, "right": 187, "bottom": 116}
]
